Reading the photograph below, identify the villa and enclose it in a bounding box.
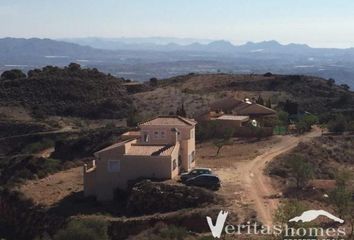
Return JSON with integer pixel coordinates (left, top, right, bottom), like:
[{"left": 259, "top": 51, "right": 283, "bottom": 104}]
[
  {"left": 83, "top": 116, "right": 197, "bottom": 201},
  {"left": 196, "top": 97, "right": 276, "bottom": 127}
]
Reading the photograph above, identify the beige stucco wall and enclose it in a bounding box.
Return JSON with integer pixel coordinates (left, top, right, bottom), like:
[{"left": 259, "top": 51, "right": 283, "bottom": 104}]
[
  {"left": 213, "top": 119, "right": 245, "bottom": 127},
  {"left": 84, "top": 124, "right": 196, "bottom": 201},
  {"left": 85, "top": 143, "right": 181, "bottom": 201},
  {"left": 83, "top": 164, "right": 96, "bottom": 197}
]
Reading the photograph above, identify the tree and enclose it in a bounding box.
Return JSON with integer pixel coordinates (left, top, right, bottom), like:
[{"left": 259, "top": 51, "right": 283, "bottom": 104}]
[
  {"left": 256, "top": 95, "right": 264, "bottom": 105},
  {"left": 277, "top": 110, "right": 289, "bottom": 126},
  {"left": 126, "top": 108, "right": 141, "bottom": 127},
  {"left": 295, "top": 114, "right": 318, "bottom": 134},
  {"left": 283, "top": 100, "right": 298, "bottom": 115},
  {"left": 274, "top": 200, "right": 318, "bottom": 239},
  {"left": 27, "top": 68, "right": 42, "bottom": 78},
  {"left": 266, "top": 97, "right": 272, "bottom": 108},
  {"left": 176, "top": 103, "right": 187, "bottom": 117},
  {"left": 1, "top": 69, "right": 26, "bottom": 80},
  {"left": 340, "top": 84, "right": 350, "bottom": 91},
  {"left": 288, "top": 155, "right": 313, "bottom": 189},
  {"left": 327, "top": 78, "right": 335, "bottom": 86},
  {"left": 68, "top": 62, "right": 81, "bottom": 71},
  {"left": 149, "top": 77, "right": 158, "bottom": 87},
  {"left": 213, "top": 128, "right": 234, "bottom": 156}
]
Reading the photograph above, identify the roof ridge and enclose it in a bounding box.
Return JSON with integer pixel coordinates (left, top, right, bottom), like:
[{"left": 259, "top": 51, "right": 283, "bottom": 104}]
[
  {"left": 177, "top": 116, "right": 195, "bottom": 126},
  {"left": 139, "top": 115, "right": 196, "bottom": 126},
  {"left": 253, "top": 103, "right": 276, "bottom": 112},
  {"left": 151, "top": 144, "right": 174, "bottom": 156},
  {"left": 95, "top": 138, "right": 135, "bottom": 154}
]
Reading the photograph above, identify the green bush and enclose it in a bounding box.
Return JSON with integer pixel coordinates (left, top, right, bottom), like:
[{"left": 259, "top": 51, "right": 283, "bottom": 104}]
[
  {"left": 295, "top": 114, "right": 318, "bottom": 134},
  {"left": 277, "top": 110, "right": 289, "bottom": 126},
  {"left": 327, "top": 114, "right": 347, "bottom": 133},
  {"left": 21, "top": 139, "right": 54, "bottom": 154},
  {"left": 53, "top": 218, "right": 109, "bottom": 240},
  {"left": 0, "top": 64, "right": 133, "bottom": 119},
  {"left": 159, "top": 225, "right": 189, "bottom": 240},
  {"left": 130, "top": 223, "right": 190, "bottom": 240},
  {"left": 287, "top": 155, "right": 314, "bottom": 189},
  {"left": 1, "top": 69, "right": 26, "bottom": 80}
]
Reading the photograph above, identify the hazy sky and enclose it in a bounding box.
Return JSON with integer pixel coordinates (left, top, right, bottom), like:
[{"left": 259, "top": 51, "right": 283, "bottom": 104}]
[{"left": 1, "top": 0, "right": 354, "bottom": 48}]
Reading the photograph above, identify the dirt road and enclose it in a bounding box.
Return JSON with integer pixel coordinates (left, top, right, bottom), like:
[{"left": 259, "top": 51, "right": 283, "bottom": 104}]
[{"left": 215, "top": 128, "right": 321, "bottom": 226}]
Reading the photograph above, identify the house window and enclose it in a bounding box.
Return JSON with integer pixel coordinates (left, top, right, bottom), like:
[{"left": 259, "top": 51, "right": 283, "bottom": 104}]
[
  {"left": 143, "top": 132, "right": 149, "bottom": 142},
  {"left": 189, "top": 151, "right": 195, "bottom": 163},
  {"left": 160, "top": 131, "right": 165, "bottom": 138},
  {"left": 178, "top": 155, "right": 182, "bottom": 167},
  {"left": 172, "top": 159, "right": 177, "bottom": 170},
  {"left": 154, "top": 131, "right": 159, "bottom": 138},
  {"left": 108, "top": 160, "right": 120, "bottom": 172}
]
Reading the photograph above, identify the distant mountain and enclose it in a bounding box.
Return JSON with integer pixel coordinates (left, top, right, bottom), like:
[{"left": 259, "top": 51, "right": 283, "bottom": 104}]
[
  {"left": 1, "top": 37, "right": 353, "bottom": 88},
  {"left": 0, "top": 37, "right": 109, "bottom": 59},
  {"left": 60, "top": 37, "right": 354, "bottom": 55},
  {"left": 59, "top": 37, "right": 214, "bottom": 50}
]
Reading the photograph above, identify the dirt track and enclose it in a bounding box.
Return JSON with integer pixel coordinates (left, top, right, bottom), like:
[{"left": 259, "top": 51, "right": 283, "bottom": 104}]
[{"left": 213, "top": 128, "right": 321, "bottom": 225}]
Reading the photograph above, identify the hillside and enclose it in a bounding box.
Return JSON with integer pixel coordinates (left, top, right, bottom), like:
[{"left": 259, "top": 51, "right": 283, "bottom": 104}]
[
  {"left": 133, "top": 73, "right": 354, "bottom": 118},
  {"left": 268, "top": 135, "right": 354, "bottom": 180},
  {"left": 0, "top": 64, "right": 133, "bottom": 119}
]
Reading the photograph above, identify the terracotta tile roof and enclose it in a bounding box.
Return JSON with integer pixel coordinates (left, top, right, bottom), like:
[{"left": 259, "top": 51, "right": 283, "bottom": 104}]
[
  {"left": 210, "top": 97, "right": 243, "bottom": 111},
  {"left": 139, "top": 116, "right": 197, "bottom": 126},
  {"left": 126, "top": 144, "right": 175, "bottom": 156},
  {"left": 210, "top": 97, "right": 276, "bottom": 116},
  {"left": 235, "top": 103, "right": 276, "bottom": 116}
]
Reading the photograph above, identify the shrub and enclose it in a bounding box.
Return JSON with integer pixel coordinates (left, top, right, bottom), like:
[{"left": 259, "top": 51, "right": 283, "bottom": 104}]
[
  {"left": 287, "top": 155, "right": 314, "bottom": 189},
  {"left": 1, "top": 69, "right": 26, "bottom": 80},
  {"left": 53, "top": 218, "right": 109, "bottom": 240},
  {"left": 21, "top": 139, "right": 54, "bottom": 154},
  {"left": 129, "top": 223, "right": 190, "bottom": 240},
  {"left": 277, "top": 110, "right": 289, "bottom": 126},
  {"left": 295, "top": 114, "right": 318, "bottom": 134},
  {"left": 327, "top": 114, "right": 347, "bottom": 133}
]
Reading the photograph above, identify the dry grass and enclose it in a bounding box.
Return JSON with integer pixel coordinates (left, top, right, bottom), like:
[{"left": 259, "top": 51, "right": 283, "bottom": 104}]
[
  {"left": 196, "top": 137, "right": 281, "bottom": 169},
  {"left": 0, "top": 106, "right": 33, "bottom": 121},
  {"left": 18, "top": 167, "right": 83, "bottom": 207},
  {"left": 133, "top": 74, "right": 289, "bottom": 118}
]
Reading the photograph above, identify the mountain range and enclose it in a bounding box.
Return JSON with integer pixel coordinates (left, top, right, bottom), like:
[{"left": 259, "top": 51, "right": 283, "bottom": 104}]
[{"left": 1, "top": 37, "right": 353, "bottom": 88}]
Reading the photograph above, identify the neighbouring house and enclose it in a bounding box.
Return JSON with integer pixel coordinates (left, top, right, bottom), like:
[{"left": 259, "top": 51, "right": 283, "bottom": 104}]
[
  {"left": 84, "top": 116, "right": 197, "bottom": 201},
  {"left": 196, "top": 97, "right": 276, "bottom": 127},
  {"left": 122, "top": 81, "right": 145, "bottom": 93}
]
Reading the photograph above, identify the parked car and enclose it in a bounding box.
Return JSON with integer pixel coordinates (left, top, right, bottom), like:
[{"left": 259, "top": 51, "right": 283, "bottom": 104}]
[
  {"left": 180, "top": 168, "right": 212, "bottom": 182},
  {"left": 185, "top": 174, "right": 221, "bottom": 190}
]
